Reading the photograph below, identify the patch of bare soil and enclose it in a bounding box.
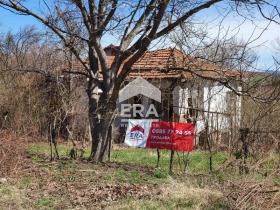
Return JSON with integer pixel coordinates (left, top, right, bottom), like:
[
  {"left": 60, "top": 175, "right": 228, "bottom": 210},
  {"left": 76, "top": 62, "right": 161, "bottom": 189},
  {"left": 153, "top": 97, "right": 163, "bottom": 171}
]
[
  {"left": 68, "top": 183, "right": 159, "bottom": 208},
  {"left": 12, "top": 158, "right": 160, "bottom": 209},
  {"left": 23, "top": 177, "right": 160, "bottom": 209}
]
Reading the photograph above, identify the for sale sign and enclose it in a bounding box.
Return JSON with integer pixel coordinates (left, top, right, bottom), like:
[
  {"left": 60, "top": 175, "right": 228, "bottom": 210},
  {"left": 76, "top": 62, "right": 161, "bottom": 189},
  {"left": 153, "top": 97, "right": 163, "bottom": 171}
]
[
  {"left": 124, "top": 120, "right": 194, "bottom": 151},
  {"left": 124, "top": 120, "right": 153, "bottom": 148},
  {"left": 146, "top": 122, "right": 194, "bottom": 151}
]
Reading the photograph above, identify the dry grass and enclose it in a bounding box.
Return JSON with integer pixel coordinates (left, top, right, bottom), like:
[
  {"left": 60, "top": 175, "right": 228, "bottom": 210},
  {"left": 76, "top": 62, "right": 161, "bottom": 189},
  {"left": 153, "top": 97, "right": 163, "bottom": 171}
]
[
  {"left": 0, "top": 132, "right": 28, "bottom": 176},
  {"left": 111, "top": 178, "right": 225, "bottom": 210},
  {"left": 0, "top": 183, "right": 30, "bottom": 209},
  {"left": 159, "top": 180, "right": 224, "bottom": 209},
  {"left": 219, "top": 178, "right": 280, "bottom": 209}
]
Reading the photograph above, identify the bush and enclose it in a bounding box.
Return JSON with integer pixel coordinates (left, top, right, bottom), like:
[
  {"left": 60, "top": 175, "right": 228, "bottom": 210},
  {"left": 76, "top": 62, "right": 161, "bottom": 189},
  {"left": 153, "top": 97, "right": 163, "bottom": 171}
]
[{"left": 0, "top": 132, "right": 25, "bottom": 176}]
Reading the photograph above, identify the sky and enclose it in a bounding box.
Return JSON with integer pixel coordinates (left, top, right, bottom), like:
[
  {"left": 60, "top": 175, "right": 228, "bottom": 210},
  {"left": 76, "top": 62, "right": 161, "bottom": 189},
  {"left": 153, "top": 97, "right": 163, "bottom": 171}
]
[
  {"left": 0, "top": 1, "right": 279, "bottom": 71},
  {"left": 194, "top": 1, "right": 280, "bottom": 70},
  {"left": 0, "top": 6, "right": 38, "bottom": 31}
]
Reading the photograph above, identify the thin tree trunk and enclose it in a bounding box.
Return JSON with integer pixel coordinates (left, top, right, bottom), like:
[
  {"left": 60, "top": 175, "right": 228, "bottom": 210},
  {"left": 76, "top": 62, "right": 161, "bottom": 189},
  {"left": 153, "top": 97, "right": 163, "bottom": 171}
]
[
  {"left": 169, "top": 150, "right": 175, "bottom": 174},
  {"left": 52, "top": 118, "right": 59, "bottom": 159},
  {"left": 49, "top": 123, "right": 53, "bottom": 161},
  {"left": 107, "top": 125, "right": 112, "bottom": 162},
  {"left": 205, "top": 124, "right": 213, "bottom": 172},
  {"left": 183, "top": 151, "right": 190, "bottom": 173},
  {"left": 156, "top": 149, "right": 160, "bottom": 168}
]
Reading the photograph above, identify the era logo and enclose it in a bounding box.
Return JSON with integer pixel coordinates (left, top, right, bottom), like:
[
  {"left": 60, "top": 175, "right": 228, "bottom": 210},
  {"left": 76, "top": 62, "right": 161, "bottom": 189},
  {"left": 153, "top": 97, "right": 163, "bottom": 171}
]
[
  {"left": 121, "top": 104, "right": 158, "bottom": 118},
  {"left": 130, "top": 125, "right": 144, "bottom": 140},
  {"left": 119, "top": 77, "right": 161, "bottom": 123}
]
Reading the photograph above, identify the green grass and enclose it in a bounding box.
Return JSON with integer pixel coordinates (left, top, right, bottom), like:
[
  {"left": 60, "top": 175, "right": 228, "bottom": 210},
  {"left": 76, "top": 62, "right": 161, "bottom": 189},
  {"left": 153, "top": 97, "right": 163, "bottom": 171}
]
[
  {"left": 111, "top": 148, "right": 229, "bottom": 174},
  {"left": 274, "top": 176, "right": 280, "bottom": 185},
  {"left": 26, "top": 142, "right": 230, "bottom": 174},
  {"left": 154, "top": 170, "right": 168, "bottom": 179},
  {"left": 25, "top": 142, "right": 279, "bottom": 181},
  {"left": 24, "top": 143, "right": 229, "bottom": 186},
  {"left": 23, "top": 142, "right": 238, "bottom": 190},
  {"left": 26, "top": 142, "right": 91, "bottom": 160},
  {"left": 34, "top": 200, "right": 52, "bottom": 208},
  {"left": 0, "top": 186, "right": 12, "bottom": 195},
  {"left": 24, "top": 142, "right": 279, "bottom": 186},
  {"left": 26, "top": 143, "right": 229, "bottom": 172},
  {"left": 22, "top": 177, "right": 32, "bottom": 185}
]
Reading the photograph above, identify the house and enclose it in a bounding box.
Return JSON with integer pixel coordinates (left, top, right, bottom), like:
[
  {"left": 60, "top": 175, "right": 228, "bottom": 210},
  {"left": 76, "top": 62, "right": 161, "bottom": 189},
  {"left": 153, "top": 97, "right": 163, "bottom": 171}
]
[{"left": 56, "top": 46, "right": 242, "bottom": 147}]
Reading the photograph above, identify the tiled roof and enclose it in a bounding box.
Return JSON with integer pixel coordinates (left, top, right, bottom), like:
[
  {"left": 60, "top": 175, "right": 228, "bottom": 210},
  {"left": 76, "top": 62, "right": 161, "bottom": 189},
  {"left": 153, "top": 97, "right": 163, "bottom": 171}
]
[
  {"left": 54, "top": 56, "right": 115, "bottom": 73},
  {"left": 54, "top": 48, "right": 239, "bottom": 79},
  {"left": 131, "top": 48, "right": 185, "bottom": 70}
]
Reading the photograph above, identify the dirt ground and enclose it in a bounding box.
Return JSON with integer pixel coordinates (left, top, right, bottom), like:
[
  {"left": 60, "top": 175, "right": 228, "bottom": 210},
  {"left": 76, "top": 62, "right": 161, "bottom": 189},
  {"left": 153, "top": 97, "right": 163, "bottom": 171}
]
[{"left": 0, "top": 137, "right": 279, "bottom": 209}]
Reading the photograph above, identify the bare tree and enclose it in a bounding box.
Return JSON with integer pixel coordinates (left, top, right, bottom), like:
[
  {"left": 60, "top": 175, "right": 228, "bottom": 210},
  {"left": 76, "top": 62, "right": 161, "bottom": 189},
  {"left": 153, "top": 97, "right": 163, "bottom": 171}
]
[
  {"left": 0, "top": 0, "right": 279, "bottom": 161},
  {"left": 0, "top": 27, "right": 68, "bottom": 136}
]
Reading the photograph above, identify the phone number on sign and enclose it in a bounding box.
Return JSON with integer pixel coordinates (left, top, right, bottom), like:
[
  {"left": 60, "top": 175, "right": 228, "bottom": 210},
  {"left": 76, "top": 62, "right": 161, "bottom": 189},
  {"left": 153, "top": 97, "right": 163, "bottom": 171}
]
[{"left": 151, "top": 129, "right": 192, "bottom": 136}]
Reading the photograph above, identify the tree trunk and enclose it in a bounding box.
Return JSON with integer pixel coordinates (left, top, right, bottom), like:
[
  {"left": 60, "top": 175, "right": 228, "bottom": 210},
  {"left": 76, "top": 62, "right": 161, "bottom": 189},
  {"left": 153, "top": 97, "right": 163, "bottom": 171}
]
[
  {"left": 87, "top": 80, "right": 117, "bottom": 162},
  {"left": 97, "top": 116, "right": 114, "bottom": 161},
  {"left": 87, "top": 81, "right": 101, "bottom": 161}
]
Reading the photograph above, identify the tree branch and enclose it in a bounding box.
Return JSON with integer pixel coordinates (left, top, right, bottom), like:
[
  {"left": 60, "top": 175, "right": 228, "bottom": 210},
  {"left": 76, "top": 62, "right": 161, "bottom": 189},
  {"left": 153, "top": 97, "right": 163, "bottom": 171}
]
[
  {"left": 121, "top": 0, "right": 157, "bottom": 51},
  {"left": 117, "top": 1, "right": 169, "bottom": 82},
  {"left": 155, "top": 0, "right": 222, "bottom": 39},
  {"left": 98, "top": 0, "right": 118, "bottom": 36},
  {"left": 72, "top": 0, "right": 92, "bottom": 33}
]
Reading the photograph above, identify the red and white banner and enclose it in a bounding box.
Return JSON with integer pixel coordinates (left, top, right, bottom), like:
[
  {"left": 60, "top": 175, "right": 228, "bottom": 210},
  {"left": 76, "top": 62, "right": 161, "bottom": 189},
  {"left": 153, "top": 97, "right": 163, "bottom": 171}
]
[{"left": 124, "top": 120, "right": 194, "bottom": 151}]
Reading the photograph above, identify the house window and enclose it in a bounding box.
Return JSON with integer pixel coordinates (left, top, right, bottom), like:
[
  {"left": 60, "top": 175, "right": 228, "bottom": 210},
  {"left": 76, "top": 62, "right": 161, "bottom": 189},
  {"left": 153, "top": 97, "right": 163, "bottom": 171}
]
[
  {"left": 187, "top": 97, "right": 198, "bottom": 119},
  {"left": 226, "top": 91, "right": 236, "bottom": 113},
  {"left": 188, "top": 97, "right": 193, "bottom": 117}
]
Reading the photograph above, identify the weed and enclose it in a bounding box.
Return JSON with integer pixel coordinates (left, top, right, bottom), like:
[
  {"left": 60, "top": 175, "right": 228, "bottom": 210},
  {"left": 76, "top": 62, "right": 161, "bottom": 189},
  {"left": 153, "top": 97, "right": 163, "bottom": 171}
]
[
  {"left": 34, "top": 200, "right": 52, "bottom": 208},
  {"left": 154, "top": 170, "right": 167, "bottom": 179},
  {"left": 0, "top": 186, "right": 12, "bottom": 195},
  {"left": 104, "top": 175, "right": 112, "bottom": 181},
  {"left": 273, "top": 176, "right": 280, "bottom": 185},
  {"left": 22, "top": 177, "right": 32, "bottom": 185},
  {"left": 69, "top": 175, "right": 77, "bottom": 182}
]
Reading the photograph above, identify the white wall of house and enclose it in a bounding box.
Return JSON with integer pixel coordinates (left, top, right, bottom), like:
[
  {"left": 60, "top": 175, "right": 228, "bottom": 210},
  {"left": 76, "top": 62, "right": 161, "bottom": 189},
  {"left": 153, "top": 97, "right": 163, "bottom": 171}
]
[
  {"left": 173, "top": 82, "right": 242, "bottom": 134},
  {"left": 201, "top": 84, "right": 231, "bottom": 132}
]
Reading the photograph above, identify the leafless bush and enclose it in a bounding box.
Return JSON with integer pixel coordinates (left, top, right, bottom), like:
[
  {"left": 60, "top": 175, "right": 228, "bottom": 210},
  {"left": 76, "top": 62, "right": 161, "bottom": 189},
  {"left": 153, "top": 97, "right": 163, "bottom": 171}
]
[
  {"left": 0, "top": 132, "right": 26, "bottom": 176},
  {"left": 220, "top": 179, "right": 279, "bottom": 209}
]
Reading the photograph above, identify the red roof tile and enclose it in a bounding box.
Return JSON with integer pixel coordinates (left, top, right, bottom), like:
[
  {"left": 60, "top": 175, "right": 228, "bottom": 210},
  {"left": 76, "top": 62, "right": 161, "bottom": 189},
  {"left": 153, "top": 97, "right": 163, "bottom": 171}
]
[{"left": 54, "top": 48, "right": 239, "bottom": 79}]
